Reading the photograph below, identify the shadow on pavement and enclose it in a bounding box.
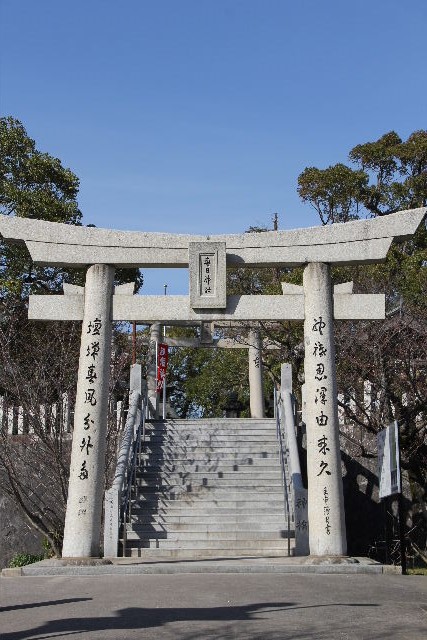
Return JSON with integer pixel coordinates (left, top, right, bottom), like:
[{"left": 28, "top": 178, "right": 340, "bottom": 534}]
[
  {"left": 1, "top": 601, "right": 378, "bottom": 640},
  {"left": 0, "top": 597, "right": 92, "bottom": 613}
]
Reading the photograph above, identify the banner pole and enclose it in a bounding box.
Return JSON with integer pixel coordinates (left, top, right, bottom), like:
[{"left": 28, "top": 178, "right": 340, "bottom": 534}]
[
  {"left": 162, "top": 284, "right": 167, "bottom": 420},
  {"left": 396, "top": 422, "right": 407, "bottom": 574}
]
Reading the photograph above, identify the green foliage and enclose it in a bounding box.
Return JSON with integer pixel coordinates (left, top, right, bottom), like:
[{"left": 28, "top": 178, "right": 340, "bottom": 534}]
[
  {"left": 169, "top": 341, "right": 250, "bottom": 418},
  {"left": 350, "top": 130, "right": 427, "bottom": 215},
  {"left": 298, "top": 130, "right": 427, "bottom": 224},
  {"left": 297, "top": 130, "right": 427, "bottom": 310},
  {"left": 8, "top": 552, "right": 44, "bottom": 567},
  {"left": 0, "top": 117, "right": 143, "bottom": 297},
  {"left": 298, "top": 163, "right": 367, "bottom": 224},
  {"left": 42, "top": 534, "right": 60, "bottom": 559},
  {"left": 0, "top": 117, "right": 81, "bottom": 223},
  {"left": 0, "top": 116, "right": 83, "bottom": 298},
  {"left": 6, "top": 534, "right": 57, "bottom": 567}
]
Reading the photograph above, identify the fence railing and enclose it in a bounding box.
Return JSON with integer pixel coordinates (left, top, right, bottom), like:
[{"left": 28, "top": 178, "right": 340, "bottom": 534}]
[
  {"left": 0, "top": 394, "right": 126, "bottom": 437},
  {"left": 0, "top": 393, "right": 73, "bottom": 435}
]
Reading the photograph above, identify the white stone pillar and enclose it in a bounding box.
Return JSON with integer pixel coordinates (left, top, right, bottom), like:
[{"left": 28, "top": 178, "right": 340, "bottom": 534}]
[
  {"left": 50, "top": 403, "right": 57, "bottom": 434},
  {"left": 62, "top": 392, "right": 71, "bottom": 433},
  {"left": 17, "top": 406, "right": 24, "bottom": 434},
  {"left": 39, "top": 404, "right": 46, "bottom": 433},
  {"left": 363, "top": 380, "right": 372, "bottom": 418},
  {"left": 303, "top": 262, "right": 347, "bottom": 557},
  {"left": 337, "top": 393, "right": 345, "bottom": 425},
  {"left": 129, "top": 363, "right": 142, "bottom": 394},
  {"left": 7, "top": 406, "right": 14, "bottom": 434},
  {"left": 248, "top": 329, "right": 264, "bottom": 418},
  {"left": 62, "top": 264, "right": 114, "bottom": 558},
  {"left": 147, "top": 323, "right": 161, "bottom": 419},
  {"left": 116, "top": 400, "right": 123, "bottom": 430}
]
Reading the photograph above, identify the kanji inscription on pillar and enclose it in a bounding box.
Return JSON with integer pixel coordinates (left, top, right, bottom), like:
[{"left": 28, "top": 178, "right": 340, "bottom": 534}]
[
  {"left": 303, "top": 262, "right": 347, "bottom": 556},
  {"left": 62, "top": 264, "right": 114, "bottom": 557}
]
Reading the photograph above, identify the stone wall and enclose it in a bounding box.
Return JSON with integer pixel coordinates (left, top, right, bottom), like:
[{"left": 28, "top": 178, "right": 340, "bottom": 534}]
[{"left": 0, "top": 478, "right": 44, "bottom": 569}]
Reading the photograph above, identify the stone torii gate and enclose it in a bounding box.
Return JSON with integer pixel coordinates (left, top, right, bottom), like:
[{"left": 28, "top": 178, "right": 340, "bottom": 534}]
[
  {"left": 0, "top": 207, "right": 424, "bottom": 560},
  {"left": 150, "top": 323, "right": 270, "bottom": 419}
]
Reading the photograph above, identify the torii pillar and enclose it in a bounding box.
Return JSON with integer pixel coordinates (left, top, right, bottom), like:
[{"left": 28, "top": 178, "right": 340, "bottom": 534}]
[
  {"left": 147, "top": 323, "right": 161, "bottom": 419},
  {"left": 248, "top": 329, "right": 264, "bottom": 418},
  {"left": 303, "top": 263, "right": 346, "bottom": 556},
  {"left": 62, "top": 265, "right": 115, "bottom": 558}
]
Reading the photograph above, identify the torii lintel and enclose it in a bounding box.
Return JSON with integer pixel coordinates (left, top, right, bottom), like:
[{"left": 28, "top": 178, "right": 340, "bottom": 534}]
[{"left": 0, "top": 207, "right": 424, "bottom": 268}]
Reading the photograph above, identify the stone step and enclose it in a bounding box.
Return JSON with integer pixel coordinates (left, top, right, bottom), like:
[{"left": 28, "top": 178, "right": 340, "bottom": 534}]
[
  {"left": 137, "top": 470, "right": 282, "bottom": 479},
  {"left": 143, "top": 431, "right": 279, "bottom": 439},
  {"left": 133, "top": 501, "right": 286, "bottom": 513},
  {"left": 144, "top": 430, "right": 278, "bottom": 437},
  {"left": 125, "top": 546, "right": 293, "bottom": 559},
  {"left": 143, "top": 438, "right": 279, "bottom": 443},
  {"left": 137, "top": 479, "right": 283, "bottom": 489},
  {"left": 145, "top": 424, "right": 278, "bottom": 429},
  {"left": 141, "top": 447, "right": 280, "bottom": 457},
  {"left": 148, "top": 419, "right": 276, "bottom": 424},
  {"left": 136, "top": 486, "right": 284, "bottom": 496},
  {"left": 137, "top": 480, "right": 283, "bottom": 488},
  {"left": 132, "top": 501, "right": 286, "bottom": 511},
  {"left": 137, "top": 478, "right": 284, "bottom": 487},
  {"left": 137, "top": 481, "right": 284, "bottom": 489},
  {"left": 143, "top": 430, "right": 278, "bottom": 437},
  {"left": 128, "top": 522, "right": 288, "bottom": 534},
  {"left": 138, "top": 500, "right": 288, "bottom": 509},
  {"left": 135, "top": 490, "right": 285, "bottom": 500},
  {"left": 138, "top": 483, "right": 284, "bottom": 504},
  {"left": 133, "top": 512, "right": 287, "bottom": 521},
  {"left": 138, "top": 460, "right": 281, "bottom": 470},
  {"left": 127, "top": 526, "right": 285, "bottom": 543},
  {"left": 137, "top": 465, "right": 281, "bottom": 476},
  {"left": 126, "top": 538, "right": 291, "bottom": 550},
  {"left": 129, "top": 518, "right": 287, "bottom": 529},
  {"left": 130, "top": 512, "right": 286, "bottom": 523},
  {"left": 138, "top": 457, "right": 280, "bottom": 467},
  {"left": 142, "top": 438, "right": 280, "bottom": 448}
]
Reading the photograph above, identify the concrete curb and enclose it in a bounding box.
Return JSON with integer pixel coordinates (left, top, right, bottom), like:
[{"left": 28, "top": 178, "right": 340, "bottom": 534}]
[
  {"left": 2, "top": 557, "right": 402, "bottom": 577},
  {"left": 2, "top": 567, "right": 23, "bottom": 577}
]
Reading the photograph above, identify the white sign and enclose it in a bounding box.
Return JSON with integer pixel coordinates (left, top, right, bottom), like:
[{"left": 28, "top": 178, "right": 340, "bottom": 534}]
[{"left": 378, "top": 421, "right": 401, "bottom": 498}]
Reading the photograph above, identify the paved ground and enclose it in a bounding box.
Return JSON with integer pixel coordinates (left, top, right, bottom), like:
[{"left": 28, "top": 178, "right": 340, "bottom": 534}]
[{"left": 1, "top": 572, "right": 426, "bottom": 639}]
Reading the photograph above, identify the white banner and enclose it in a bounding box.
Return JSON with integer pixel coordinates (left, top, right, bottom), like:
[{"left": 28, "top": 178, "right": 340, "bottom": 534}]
[{"left": 378, "top": 421, "right": 401, "bottom": 498}]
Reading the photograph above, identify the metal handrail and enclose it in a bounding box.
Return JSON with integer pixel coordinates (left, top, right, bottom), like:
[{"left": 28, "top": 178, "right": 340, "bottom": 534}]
[
  {"left": 121, "top": 389, "right": 147, "bottom": 555},
  {"left": 274, "top": 386, "right": 292, "bottom": 556},
  {"left": 103, "top": 388, "right": 147, "bottom": 558}
]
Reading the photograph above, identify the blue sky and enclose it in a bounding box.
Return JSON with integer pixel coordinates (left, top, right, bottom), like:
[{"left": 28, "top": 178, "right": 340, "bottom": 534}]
[{"left": 1, "top": 0, "right": 426, "bottom": 293}]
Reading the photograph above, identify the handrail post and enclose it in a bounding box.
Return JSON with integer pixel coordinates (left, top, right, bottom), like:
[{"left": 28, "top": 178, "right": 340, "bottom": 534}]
[
  {"left": 275, "top": 388, "right": 291, "bottom": 556},
  {"left": 280, "top": 363, "right": 309, "bottom": 556}
]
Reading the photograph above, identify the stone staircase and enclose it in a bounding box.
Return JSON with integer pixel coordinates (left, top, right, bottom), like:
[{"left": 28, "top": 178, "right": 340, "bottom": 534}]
[{"left": 124, "top": 418, "right": 294, "bottom": 559}]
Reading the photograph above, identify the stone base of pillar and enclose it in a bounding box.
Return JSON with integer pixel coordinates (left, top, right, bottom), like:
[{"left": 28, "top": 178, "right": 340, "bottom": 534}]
[
  {"left": 303, "top": 555, "right": 360, "bottom": 565},
  {"left": 42, "top": 558, "right": 113, "bottom": 566}
]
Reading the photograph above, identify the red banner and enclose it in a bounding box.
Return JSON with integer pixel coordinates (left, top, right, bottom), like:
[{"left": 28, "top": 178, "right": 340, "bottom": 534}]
[{"left": 156, "top": 343, "right": 168, "bottom": 392}]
